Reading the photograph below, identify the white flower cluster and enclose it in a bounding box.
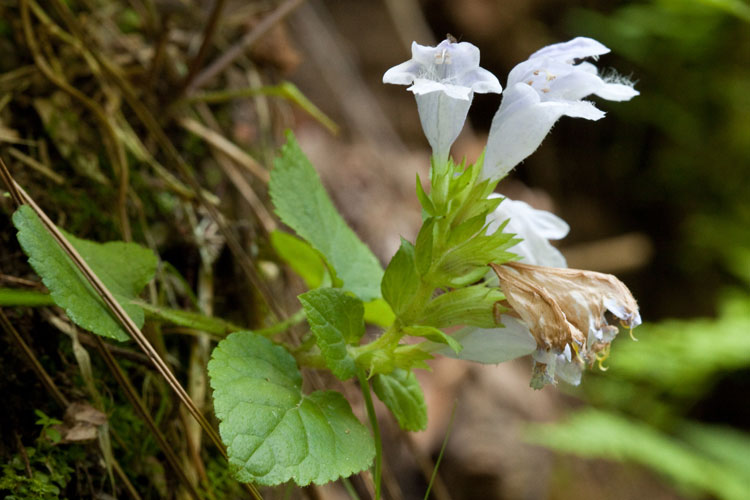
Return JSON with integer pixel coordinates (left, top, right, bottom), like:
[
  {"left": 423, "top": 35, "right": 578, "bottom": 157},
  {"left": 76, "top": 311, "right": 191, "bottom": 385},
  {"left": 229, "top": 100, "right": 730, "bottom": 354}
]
[
  {"left": 384, "top": 37, "right": 638, "bottom": 176},
  {"left": 385, "top": 37, "right": 640, "bottom": 388}
]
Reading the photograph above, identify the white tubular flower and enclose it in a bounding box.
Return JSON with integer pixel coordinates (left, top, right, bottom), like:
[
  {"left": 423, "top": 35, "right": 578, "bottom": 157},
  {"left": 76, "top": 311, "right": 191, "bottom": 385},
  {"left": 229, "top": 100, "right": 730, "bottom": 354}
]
[
  {"left": 482, "top": 37, "right": 639, "bottom": 180},
  {"left": 486, "top": 194, "right": 569, "bottom": 268},
  {"left": 383, "top": 39, "right": 502, "bottom": 162}
]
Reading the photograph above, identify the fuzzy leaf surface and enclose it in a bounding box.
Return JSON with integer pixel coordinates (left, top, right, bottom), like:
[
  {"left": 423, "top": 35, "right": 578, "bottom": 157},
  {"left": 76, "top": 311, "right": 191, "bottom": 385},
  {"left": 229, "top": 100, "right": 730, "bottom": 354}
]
[
  {"left": 269, "top": 132, "right": 383, "bottom": 301},
  {"left": 208, "top": 332, "right": 374, "bottom": 486},
  {"left": 299, "top": 288, "right": 364, "bottom": 380},
  {"left": 372, "top": 369, "right": 428, "bottom": 431},
  {"left": 13, "top": 205, "right": 157, "bottom": 341}
]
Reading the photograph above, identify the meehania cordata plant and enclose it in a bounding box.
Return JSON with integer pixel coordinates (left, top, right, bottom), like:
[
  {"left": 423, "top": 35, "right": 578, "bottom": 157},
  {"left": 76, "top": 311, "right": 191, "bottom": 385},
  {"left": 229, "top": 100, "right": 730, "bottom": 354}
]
[
  {"left": 212, "top": 35, "right": 641, "bottom": 490},
  {"left": 9, "top": 36, "right": 641, "bottom": 494}
]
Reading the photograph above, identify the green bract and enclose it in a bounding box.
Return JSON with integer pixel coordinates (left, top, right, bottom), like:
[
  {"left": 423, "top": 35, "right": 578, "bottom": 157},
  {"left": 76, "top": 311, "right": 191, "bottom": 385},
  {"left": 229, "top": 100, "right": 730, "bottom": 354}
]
[{"left": 208, "top": 332, "right": 375, "bottom": 486}]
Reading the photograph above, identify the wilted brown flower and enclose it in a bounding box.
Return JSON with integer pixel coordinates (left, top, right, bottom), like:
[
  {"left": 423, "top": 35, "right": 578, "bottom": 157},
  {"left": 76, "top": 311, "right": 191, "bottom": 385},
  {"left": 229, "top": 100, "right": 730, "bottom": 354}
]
[{"left": 490, "top": 261, "right": 641, "bottom": 388}]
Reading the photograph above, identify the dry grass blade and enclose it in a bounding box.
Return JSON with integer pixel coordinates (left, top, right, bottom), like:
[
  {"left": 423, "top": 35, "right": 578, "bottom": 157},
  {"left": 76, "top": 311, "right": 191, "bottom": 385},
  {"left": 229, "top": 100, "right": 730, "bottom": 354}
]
[
  {"left": 179, "top": 116, "right": 270, "bottom": 183},
  {"left": 7, "top": 148, "right": 64, "bottom": 184}
]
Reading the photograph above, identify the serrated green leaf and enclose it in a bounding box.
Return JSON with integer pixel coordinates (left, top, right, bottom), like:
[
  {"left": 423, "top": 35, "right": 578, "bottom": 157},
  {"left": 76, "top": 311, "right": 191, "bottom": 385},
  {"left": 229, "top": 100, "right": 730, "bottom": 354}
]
[
  {"left": 381, "top": 239, "right": 419, "bottom": 317},
  {"left": 437, "top": 231, "right": 518, "bottom": 283},
  {"left": 208, "top": 332, "right": 375, "bottom": 486},
  {"left": 270, "top": 230, "right": 327, "bottom": 289},
  {"left": 363, "top": 298, "right": 395, "bottom": 327},
  {"left": 446, "top": 214, "right": 487, "bottom": 247},
  {"left": 403, "top": 325, "right": 462, "bottom": 353},
  {"left": 12, "top": 205, "right": 157, "bottom": 341},
  {"left": 299, "top": 288, "right": 364, "bottom": 380},
  {"left": 372, "top": 369, "right": 427, "bottom": 431},
  {"left": 415, "top": 218, "right": 435, "bottom": 276},
  {"left": 420, "top": 285, "right": 505, "bottom": 329},
  {"left": 269, "top": 132, "right": 383, "bottom": 301}
]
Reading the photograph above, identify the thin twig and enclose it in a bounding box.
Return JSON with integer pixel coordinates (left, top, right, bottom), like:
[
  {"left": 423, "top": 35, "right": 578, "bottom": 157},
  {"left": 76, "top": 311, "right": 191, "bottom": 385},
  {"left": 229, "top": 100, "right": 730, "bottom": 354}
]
[
  {"left": 0, "top": 308, "right": 69, "bottom": 408},
  {"left": 186, "top": 0, "right": 305, "bottom": 94},
  {"left": 177, "top": 0, "right": 227, "bottom": 96}
]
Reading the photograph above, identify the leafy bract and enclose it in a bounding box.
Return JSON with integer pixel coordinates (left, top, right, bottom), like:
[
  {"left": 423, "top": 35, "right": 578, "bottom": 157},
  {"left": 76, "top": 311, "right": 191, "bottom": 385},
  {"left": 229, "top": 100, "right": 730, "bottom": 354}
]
[
  {"left": 403, "top": 325, "right": 462, "bottom": 354},
  {"left": 12, "top": 205, "right": 157, "bottom": 341},
  {"left": 381, "top": 239, "right": 419, "bottom": 317},
  {"left": 420, "top": 285, "right": 505, "bottom": 329},
  {"left": 298, "top": 288, "right": 364, "bottom": 380},
  {"left": 208, "top": 332, "right": 374, "bottom": 485},
  {"left": 372, "top": 369, "right": 428, "bottom": 432},
  {"left": 269, "top": 132, "right": 383, "bottom": 301}
]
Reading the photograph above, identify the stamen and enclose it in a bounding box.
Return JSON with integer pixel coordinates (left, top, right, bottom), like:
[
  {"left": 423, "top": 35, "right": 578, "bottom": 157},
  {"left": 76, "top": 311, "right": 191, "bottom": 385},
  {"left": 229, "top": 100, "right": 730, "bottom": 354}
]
[
  {"left": 595, "top": 347, "right": 611, "bottom": 371},
  {"left": 434, "top": 49, "right": 451, "bottom": 65},
  {"left": 628, "top": 326, "right": 639, "bottom": 342}
]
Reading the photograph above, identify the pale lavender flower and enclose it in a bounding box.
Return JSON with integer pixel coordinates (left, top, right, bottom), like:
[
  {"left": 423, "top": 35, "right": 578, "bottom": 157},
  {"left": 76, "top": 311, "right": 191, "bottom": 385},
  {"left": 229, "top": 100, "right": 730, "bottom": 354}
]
[
  {"left": 384, "top": 39, "right": 502, "bottom": 162},
  {"left": 482, "top": 37, "right": 639, "bottom": 180}
]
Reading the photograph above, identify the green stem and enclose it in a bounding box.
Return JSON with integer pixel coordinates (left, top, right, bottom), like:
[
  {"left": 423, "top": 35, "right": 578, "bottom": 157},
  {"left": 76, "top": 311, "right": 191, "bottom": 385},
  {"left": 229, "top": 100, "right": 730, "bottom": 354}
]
[
  {"left": 0, "top": 288, "right": 55, "bottom": 307},
  {"left": 357, "top": 369, "right": 382, "bottom": 500}
]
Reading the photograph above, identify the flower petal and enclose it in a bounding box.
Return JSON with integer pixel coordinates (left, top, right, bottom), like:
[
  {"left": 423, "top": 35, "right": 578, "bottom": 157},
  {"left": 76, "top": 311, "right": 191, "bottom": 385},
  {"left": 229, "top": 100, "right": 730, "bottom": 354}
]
[
  {"left": 486, "top": 196, "right": 569, "bottom": 268},
  {"left": 437, "top": 317, "right": 536, "bottom": 364},
  {"left": 529, "top": 36, "right": 610, "bottom": 62},
  {"left": 415, "top": 92, "right": 472, "bottom": 162},
  {"left": 382, "top": 60, "right": 422, "bottom": 85},
  {"left": 483, "top": 83, "right": 603, "bottom": 180}
]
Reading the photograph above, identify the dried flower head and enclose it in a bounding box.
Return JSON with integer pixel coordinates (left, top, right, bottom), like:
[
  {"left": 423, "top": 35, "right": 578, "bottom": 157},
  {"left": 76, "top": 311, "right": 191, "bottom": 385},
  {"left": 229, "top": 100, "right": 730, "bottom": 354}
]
[{"left": 491, "top": 261, "right": 641, "bottom": 388}]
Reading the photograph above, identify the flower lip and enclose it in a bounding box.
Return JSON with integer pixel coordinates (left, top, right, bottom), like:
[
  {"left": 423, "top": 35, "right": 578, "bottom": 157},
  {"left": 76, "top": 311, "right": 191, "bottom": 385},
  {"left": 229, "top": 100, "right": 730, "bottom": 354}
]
[
  {"left": 383, "top": 39, "right": 502, "bottom": 100},
  {"left": 506, "top": 37, "right": 639, "bottom": 103}
]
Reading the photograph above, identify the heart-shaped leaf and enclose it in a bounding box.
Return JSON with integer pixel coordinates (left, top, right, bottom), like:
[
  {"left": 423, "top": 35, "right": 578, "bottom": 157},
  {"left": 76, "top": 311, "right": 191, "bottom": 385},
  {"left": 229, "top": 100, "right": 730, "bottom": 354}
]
[{"left": 208, "top": 332, "right": 375, "bottom": 486}]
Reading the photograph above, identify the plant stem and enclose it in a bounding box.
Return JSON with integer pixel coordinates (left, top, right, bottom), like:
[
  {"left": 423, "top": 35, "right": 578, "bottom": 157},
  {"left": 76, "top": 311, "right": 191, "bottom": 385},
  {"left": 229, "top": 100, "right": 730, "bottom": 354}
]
[{"left": 357, "top": 369, "right": 382, "bottom": 500}]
